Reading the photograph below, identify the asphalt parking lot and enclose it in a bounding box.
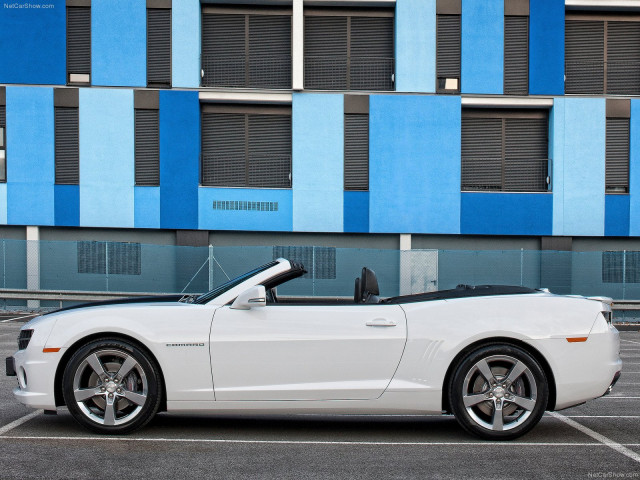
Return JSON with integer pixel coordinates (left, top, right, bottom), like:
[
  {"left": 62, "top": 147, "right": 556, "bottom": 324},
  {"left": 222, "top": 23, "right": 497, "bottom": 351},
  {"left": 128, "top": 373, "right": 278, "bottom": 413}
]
[{"left": 0, "top": 317, "right": 638, "bottom": 480}]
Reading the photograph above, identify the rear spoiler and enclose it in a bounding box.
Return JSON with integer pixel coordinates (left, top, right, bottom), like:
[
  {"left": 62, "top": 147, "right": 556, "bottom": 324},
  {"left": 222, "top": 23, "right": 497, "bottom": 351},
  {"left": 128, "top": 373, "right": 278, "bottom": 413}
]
[{"left": 587, "top": 296, "right": 614, "bottom": 307}]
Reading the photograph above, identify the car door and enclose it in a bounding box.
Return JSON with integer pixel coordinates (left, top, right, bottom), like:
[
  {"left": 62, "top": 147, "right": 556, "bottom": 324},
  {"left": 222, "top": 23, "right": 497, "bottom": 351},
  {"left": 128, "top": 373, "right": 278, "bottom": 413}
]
[{"left": 210, "top": 303, "right": 407, "bottom": 401}]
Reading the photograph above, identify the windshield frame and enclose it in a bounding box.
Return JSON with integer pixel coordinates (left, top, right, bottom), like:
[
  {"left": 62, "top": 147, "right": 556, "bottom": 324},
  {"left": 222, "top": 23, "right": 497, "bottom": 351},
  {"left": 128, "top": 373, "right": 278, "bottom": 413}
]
[{"left": 194, "top": 261, "right": 279, "bottom": 305}]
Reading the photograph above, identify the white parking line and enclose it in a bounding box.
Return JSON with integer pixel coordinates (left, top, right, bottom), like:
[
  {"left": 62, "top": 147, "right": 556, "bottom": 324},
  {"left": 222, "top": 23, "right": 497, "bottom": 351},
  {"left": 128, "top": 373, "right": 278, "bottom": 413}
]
[
  {"left": 0, "top": 411, "right": 42, "bottom": 436},
  {"left": 549, "top": 412, "right": 640, "bottom": 464},
  {"left": 562, "top": 416, "right": 640, "bottom": 419},
  {"left": 0, "top": 435, "right": 635, "bottom": 447},
  {"left": 622, "top": 339, "right": 640, "bottom": 345}
]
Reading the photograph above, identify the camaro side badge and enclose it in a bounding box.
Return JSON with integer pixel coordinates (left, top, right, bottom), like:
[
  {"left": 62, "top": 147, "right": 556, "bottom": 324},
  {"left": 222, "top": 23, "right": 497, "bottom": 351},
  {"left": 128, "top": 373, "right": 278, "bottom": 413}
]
[{"left": 165, "top": 343, "right": 205, "bottom": 347}]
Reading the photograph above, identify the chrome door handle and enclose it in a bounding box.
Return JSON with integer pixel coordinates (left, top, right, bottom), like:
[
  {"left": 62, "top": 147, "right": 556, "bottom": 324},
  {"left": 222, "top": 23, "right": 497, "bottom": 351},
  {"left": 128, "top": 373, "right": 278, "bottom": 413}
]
[{"left": 366, "top": 318, "right": 397, "bottom": 327}]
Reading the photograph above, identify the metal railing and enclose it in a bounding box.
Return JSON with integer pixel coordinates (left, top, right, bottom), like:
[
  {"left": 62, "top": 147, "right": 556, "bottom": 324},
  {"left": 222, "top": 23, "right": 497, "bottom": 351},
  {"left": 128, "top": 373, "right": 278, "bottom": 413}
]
[
  {"left": 201, "top": 54, "right": 292, "bottom": 89},
  {"left": 304, "top": 56, "right": 394, "bottom": 91},
  {"left": 201, "top": 154, "right": 291, "bottom": 188},
  {"left": 461, "top": 158, "right": 550, "bottom": 192}
]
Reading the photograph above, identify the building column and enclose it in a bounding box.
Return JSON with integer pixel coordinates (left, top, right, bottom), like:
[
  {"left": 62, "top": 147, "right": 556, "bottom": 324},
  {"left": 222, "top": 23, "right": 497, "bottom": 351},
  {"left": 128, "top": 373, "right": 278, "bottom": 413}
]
[
  {"left": 26, "top": 226, "right": 40, "bottom": 309},
  {"left": 292, "top": 0, "right": 304, "bottom": 91},
  {"left": 399, "top": 234, "right": 412, "bottom": 295},
  {"left": 541, "top": 236, "right": 573, "bottom": 294}
]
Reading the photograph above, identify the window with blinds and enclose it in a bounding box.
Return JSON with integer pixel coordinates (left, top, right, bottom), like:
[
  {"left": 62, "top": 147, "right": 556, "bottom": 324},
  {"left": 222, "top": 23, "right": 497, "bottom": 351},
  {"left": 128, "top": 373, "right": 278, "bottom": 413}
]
[
  {"left": 147, "top": 8, "right": 171, "bottom": 87},
  {"left": 504, "top": 15, "right": 529, "bottom": 94},
  {"left": 0, "top": 101, "right": 6, "bottom": 183},
  {"left": 135, "top": 109, "right": 160, "bottom": 186},
  {"left": 304, "top": 9, "right": 394, "bottom": 91},
  {"left": 201, "top": 105, "right": 291, "bottom": 188},
  {"left": 461, "top": 109, "right": 550, "bottom": 192},
  {"left": 77, "top": 241, "right": 141, "bottom": 276},
  {"left": 55, "top": 107, "right": 79, "bottom": 185},
  {"left": 344, "top": 114, "right": 369, "bottom": 191},
  {"left": 67, "top": 6, "right": 91, "bottom": 84},
  {"left": 201, "top": 7, "right": 291, "bottom": 89},
  {"left": 436, "top": 14, "right": 461, "bottom": 92},
  {"left": 566, "top": 14, "right": 640, "bottom": 94},
  {"left": 606, "top": 117, "right": 629, "bottom": 194},
  {"left": 602, "top": 251, "right": 640, "bottom": 283}
]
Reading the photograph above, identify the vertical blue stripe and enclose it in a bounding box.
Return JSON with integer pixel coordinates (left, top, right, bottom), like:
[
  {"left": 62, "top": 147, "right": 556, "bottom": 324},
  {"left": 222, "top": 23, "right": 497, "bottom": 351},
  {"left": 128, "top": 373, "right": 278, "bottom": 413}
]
[
  {"left": 552, "top": 98, "right": 605, "bottom": 236},
  {"left": 0, "top": 0, "right": 65, "bottom": 85},
  {"left": 395, "top": 0, "right": 436, "bottom": 93},
  {"left": 605, "top": 195, "right": 630, "bottom": 237},
  {"left": 344, "top": 191, "right": 369, "bottom": 233},
  {"left": 172, "top": 0, "right": 201, "bottom": 88},
  {"left": 160, "top": 90, "right": 199, "bottom": 230},
  {"left": 529, "top": 0, "right": 565, "bottom": 95},
  {"left": 629, "top": 100, "right": 640, "bottom": 236},
  {"left": 461, "top": 0, "right": 504, "bottom": 94},
  {"left": 369, "top": 95, "right": 461, "bottom": 234},
  {"left": 135, "top": 187, "right": 161, "bottom": 229},
  {"left": 79, "top": 89, "right": 134, "bottom": 227},
  {"left": 551, "top": 98, "right": 565, "bottom": 234},
  {"left": 0, "top": 184, "right": 7, "bottom": 225},
  {"left": 92, "top": 0, "right": 146, "bottom": 87},
  {"left": 292, "top": 93, "right": 344, "bottom": 232},
  {"left": 6, "top": 87, "right": 55, "bottom": 226},
  {"left": 55, "top": 185, "right": 79, "bottom": 227}
]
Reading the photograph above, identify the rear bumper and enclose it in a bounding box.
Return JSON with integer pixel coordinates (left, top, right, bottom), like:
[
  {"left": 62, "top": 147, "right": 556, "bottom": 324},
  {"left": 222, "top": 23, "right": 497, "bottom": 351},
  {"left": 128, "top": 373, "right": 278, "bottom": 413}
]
[{"left": 602, "top": 370, "right": 622, "bottom": 397}]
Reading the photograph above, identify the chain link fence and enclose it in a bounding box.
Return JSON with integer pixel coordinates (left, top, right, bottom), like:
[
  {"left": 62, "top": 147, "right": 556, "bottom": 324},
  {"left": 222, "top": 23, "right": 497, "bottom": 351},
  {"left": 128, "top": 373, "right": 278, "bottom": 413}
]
[{"left": 1, "top": 239, "right": 639, "bottom": 322}]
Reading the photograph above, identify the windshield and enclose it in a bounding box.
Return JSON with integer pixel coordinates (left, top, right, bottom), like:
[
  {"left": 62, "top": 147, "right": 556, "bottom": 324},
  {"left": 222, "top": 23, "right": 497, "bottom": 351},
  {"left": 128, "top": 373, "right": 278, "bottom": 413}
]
[{"left": 193, "top": 261, "right": 278, "bottom": 304}]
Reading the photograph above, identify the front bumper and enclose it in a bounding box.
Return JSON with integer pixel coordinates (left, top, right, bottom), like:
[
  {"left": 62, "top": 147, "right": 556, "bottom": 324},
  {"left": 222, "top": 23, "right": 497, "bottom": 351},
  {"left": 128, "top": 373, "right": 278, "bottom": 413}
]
[{"left": 11, "top": 348, "right": 60, "bottom": 410}]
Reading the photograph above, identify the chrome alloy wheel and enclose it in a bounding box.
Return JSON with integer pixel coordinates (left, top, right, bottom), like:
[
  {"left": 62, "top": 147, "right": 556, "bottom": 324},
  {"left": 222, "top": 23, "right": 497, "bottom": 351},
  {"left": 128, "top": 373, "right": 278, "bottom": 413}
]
[
  {"left": 462, "top": 354, "right": 537, "bottom": 432},
  {"left": 72, "top": 349, "right": 149, "bottom": 427}
]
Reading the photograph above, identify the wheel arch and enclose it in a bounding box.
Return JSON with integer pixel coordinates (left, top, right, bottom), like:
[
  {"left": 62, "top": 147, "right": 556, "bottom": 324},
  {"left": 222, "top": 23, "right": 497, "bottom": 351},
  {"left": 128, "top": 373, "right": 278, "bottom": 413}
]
[
  {"left": 441, "top": 336, "right": 557, "bottom": 413},
  {"left": 54, "top": 332, "right": 167, "bottom": 412}
]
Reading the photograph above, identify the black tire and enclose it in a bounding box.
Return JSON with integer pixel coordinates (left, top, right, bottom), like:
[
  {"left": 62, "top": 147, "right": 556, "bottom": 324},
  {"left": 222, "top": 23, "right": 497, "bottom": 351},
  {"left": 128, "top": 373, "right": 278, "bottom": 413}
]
[
  {"left": 449, "top": 344, "right": 548, "bottom": 441},
  {"left": 62, "top": 338, "right": 162, "bottom": 435}
]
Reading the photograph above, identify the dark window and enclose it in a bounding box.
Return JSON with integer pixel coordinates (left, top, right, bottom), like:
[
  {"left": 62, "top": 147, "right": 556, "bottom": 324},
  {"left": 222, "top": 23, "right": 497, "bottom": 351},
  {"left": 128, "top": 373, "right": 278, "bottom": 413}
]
[
  {"left": 603, "top": 251, "right": 640, "bottom": 283},
  {"left": 147, "top": 8, "right": 171, "bottom": 87},
  {"left": 606, "top": 117, "right": 629, "bottom": 194},
  {"left": 566, "top": 14, "right": 640, "bottom": 95},
  {"left": 273, "top": 246, "right": 336, "bottom": 280},
  {"left": 462, "top": 109, "right": 550, "bottom": 192},
  {"left": 436, "top": 14, "right": 461, "bottom": 93},
  {"left": 0, "top": 104, "right": 5, "bottom": 183},
  {"left": 344, "top": 113, "right": 368, "bottom": 190},
  {"left": 55, "top": 107, "right": 79, "bottom": 185},
  {"left": 201, "top": 7, "right": 291, "bottom": 89},
  {"left": 67, "top": 6, "right": 91, "bottom": 84},
  {"left": 504, "top": 15, "right": 529, "bottom": 94},
  {"left": 304, "top": 10, "right": 394, "bottom": 91},
  {"left": 135, "top": 109, "right": 160, "bottom": 186},
  {"left": 78, "top": 241, "right": 141, "bottom": 276},
  {"left": 201, "top": 105, "right": 291, "bottom": 188}
]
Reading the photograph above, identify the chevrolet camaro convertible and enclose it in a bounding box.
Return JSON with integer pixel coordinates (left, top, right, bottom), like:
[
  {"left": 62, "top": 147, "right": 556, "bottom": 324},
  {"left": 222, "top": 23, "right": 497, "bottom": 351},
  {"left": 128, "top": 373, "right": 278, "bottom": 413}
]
[{"left": 6, "top": 259, "right": 622, "bottom": 440}]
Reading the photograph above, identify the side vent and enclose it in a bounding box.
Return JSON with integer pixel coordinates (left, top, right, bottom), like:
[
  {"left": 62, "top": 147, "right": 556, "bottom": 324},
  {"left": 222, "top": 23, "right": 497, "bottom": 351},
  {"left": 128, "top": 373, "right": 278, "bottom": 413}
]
[{"left": 212, "top": 200, "right": 279, "bottom": 212}]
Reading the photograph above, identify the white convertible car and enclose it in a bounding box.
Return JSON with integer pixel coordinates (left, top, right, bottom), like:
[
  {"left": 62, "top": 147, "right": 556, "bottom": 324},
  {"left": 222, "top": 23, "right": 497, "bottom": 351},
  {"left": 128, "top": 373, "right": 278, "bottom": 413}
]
[{"left": 6, "top": 258, "right": 621, "bottom": 440}]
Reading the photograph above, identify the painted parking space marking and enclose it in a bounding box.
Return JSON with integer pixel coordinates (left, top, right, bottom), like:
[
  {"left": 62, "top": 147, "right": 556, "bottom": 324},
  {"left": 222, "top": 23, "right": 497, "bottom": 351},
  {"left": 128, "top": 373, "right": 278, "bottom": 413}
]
[
  {"left": 549, "top": 412, "right": 640, "bottom": 464},
  {"left": 0, "top": 411, "right": 43, "bottom": 436},
  {"left": 621, "top": 339, "right": 640, "bottom": 345}
]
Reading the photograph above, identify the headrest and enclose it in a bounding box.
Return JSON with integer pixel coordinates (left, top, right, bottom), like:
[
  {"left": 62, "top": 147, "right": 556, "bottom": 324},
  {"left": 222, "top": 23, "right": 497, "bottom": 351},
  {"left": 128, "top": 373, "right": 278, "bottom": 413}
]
[{"left": 361, "top": 267, "right": 379, "bottom": 296}]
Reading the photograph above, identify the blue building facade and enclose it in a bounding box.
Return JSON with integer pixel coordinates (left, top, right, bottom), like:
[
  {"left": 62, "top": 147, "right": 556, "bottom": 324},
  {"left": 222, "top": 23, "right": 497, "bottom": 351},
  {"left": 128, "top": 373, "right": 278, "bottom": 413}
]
[{"left": 0, "top": 0, "right": 637, "bottom": 252}]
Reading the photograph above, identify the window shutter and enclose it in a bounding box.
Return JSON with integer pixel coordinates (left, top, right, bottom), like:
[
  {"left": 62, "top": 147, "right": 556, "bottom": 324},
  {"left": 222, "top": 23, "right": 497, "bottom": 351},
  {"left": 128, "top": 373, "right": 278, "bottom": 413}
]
[
  {"left": 350, "top": 16, "right": 394, "bottom": 91},
  {"left": 147, "top": 9, "right": 171, "bottom": 87},
  {"left": 436, "top": 15, "right": 461, "bottom": 91},
  {"left": 461, "top": 117, "right": 502, "bottom": 191},
  {"left": 77, "top": 241, "right": 106, "bottom": 275},
  {"left": 55, "top": 107, "right": 79, "bottom": 185},
  {"left": 201, "top": 14, "right": 246, "bottom": 87},
  {"left": 249, "top": 15, "right": 291, "bottom": 89},
  {"left": 67, "top": 7, "right": 91, "bottom": 82},
  {"left": 108, "top": 242, "right": 141, "bottom": 276},
  {"left": 607, "top": 21, "right": 640, "bottom": 95},
  {"left": 201, "top": 113, "right": 246, "bottom": 187},
  {"left": 565, "top": 20, "right": 604, "bottom": 94},
  {"left": 504, "top": 16, "right": 528, "bottom": 95},
  {"left": 247, "top": 114, "right": 291, "bottom": 188},
  {"left": 606, "top": 117, "right": 630, "bottom": 193},
  {"left": 504, "top": 118, "right": 548, "bottom": 192},
  {"left": 135, "top": 109, "right": 160, "bottom": 186},
  {"left": 273, "top": 246, "right": 336, "bottom": 280},
  {"left": 344, "top": 114, "right": 369, "bottom": 191},
  {"left": 0, "top": 105, "right": 5, "bottom": 183},
  {"left": 0, "top": 105, "right": 5, "bottom": 127},
  {"left": 304, "top": 16, "right": 348, "bottom": 90}
]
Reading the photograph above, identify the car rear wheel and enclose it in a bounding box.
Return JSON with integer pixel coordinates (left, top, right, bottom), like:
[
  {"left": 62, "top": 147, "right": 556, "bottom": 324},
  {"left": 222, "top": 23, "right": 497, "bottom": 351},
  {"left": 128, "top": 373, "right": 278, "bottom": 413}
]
[
  {"left": 62, "top": 338, "right": 161, "bottom": 434},
  {"left": 449, "top": 344, "right": 548, "bottom": 440}
]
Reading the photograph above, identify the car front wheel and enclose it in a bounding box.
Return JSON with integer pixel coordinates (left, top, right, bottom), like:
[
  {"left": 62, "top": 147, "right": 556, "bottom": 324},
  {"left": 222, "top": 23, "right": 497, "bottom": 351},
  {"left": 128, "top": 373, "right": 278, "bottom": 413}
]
[
  {"left": 62, "top": 338, "right": 161, "bottom": 434},
  {"left": 449, "top": 344, "right": 548, "bottom": 440}
]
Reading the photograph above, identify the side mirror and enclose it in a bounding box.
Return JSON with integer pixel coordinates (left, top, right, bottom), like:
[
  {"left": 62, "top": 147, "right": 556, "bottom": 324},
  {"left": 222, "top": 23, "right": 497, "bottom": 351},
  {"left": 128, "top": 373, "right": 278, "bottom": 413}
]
[{"left": 230, "top": 285, "right": 266, "bottom": 310}]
